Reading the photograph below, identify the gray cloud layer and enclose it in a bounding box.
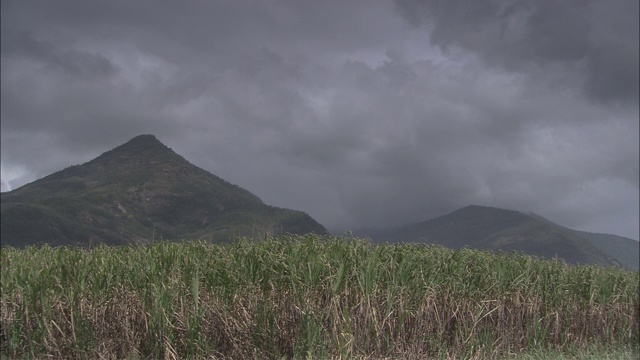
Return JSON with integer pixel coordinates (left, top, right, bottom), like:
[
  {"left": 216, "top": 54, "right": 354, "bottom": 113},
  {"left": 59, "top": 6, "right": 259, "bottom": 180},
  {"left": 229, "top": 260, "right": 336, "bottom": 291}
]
[
  {"left": 395, "top": 0, "right": 639, "bottom": 104},
  {"left": 2, "top": 0, "right": 638, "bottom": 239}
]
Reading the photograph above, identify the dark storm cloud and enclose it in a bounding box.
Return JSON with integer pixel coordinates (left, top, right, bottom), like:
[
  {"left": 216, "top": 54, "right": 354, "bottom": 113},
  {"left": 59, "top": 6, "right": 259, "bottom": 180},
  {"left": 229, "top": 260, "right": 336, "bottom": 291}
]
[
  {"left": 2, "top": 31, "right": 119, "bottom": 81},
  {"left": 394, "top": 0, "right": 640, "bottom": 104},
  {"left": 1, "top": 0, "right": 638, "bottom": 239}
]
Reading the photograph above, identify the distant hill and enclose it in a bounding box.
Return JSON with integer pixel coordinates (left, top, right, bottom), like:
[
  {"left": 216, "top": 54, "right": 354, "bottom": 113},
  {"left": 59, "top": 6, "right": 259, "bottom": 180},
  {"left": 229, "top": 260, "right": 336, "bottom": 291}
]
[
  {"left": 1, "top": 134, "right": 327, "bottom": 247},
  {"left": 527, "top": 212, "right": 639, "bottom": 271},
  {"left": 359, "top": 205, "right": 636, "bottom": 269}
]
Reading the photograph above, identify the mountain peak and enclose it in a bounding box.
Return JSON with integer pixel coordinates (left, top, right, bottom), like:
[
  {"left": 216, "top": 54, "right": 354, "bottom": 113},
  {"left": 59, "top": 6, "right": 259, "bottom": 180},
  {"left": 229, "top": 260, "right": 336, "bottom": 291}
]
[
  {"left": 110, "top": 134, "right": 169, "bottom": 154},
  {"left": 1, "top": 135, "right": 327, "bottom": 247},
  {"left": 125, "top": 134, "right": 163, "bottom": 146},
  {"left": 86, "top": 134, "right": 176, "bottom": 168},
  {"left": 450, "top": 205, "right": 526, "bottom": 220}
]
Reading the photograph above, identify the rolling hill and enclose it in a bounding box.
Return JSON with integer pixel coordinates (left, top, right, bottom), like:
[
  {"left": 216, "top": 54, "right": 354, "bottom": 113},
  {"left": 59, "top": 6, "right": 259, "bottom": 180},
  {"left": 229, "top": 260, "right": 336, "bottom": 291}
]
[
  {"left": 2, "top": 135, "right": 636, "bottom": 271},
  {"left": 359, "top": 205, "right": 637, "bottom": 269},
  {"left": 1, "top": 134, "right": 327, "bottom": 247},
  {"left": 527, "top": 212, "right": 639, "bottom": 271}
]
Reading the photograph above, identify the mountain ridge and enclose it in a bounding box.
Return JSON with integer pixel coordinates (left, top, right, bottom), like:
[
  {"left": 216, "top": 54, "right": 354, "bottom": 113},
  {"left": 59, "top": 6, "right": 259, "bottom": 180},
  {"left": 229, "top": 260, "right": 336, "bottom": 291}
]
[
  {"left": 1, "top": 134, "right": 327, "bottom": 247},
  {"left": 527, "top": 212, "right": 639, "bottom": 271},
  {"left": 2, "top": 135, "right": 636, "bottom": 271},
  {"left": 357, "top": 205, "right": 636, "bottom": 270}
]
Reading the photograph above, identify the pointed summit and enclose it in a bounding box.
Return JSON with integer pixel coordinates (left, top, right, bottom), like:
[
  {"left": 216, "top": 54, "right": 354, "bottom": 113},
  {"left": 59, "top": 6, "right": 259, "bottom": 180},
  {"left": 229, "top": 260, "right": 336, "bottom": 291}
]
[
  {"left": 129, "top": 133, "right": 161, "bottom": 142},
  {"left": 109, "top": 134, "right": 169, "bottom": 154},
  {"left": 88, "top": 134, "right": 174, "bottom": 167},
  {"left": 1, "top": 135, "right": 327, "bottom": 247}
]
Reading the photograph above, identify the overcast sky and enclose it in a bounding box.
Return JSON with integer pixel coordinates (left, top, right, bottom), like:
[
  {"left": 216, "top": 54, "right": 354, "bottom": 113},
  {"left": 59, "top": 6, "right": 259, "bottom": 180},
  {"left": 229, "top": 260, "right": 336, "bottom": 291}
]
[{"left": 2, "top": 0, "right": 638, "bottom": 240}]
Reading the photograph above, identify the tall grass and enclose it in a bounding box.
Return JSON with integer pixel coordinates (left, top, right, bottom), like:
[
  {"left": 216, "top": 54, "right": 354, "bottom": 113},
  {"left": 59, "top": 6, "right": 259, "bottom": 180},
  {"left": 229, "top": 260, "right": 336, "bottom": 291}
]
[{"left": 1, "top": 234, "right": 638, "bottom": 359}]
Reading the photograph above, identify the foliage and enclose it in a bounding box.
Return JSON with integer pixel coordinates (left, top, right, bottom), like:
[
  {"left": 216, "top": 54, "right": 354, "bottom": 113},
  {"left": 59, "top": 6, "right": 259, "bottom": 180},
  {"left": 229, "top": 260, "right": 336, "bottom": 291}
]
[{"left": 1, "top": 235, "right": 638, "bottom": 359}]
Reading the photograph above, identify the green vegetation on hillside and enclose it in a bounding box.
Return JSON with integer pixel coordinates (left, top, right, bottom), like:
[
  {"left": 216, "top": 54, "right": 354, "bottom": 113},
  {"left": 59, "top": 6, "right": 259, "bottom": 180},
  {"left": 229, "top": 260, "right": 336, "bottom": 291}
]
[
  {"left": 528, "top": 212, "right": 640, "bottom": 271},
  {"left": 365, "top": 205, "right": 626, "bottom": 269},
  {"left": 1, "top": 135, "right": 327, "bottom": 247},
  {"left": 1, "top": 235, "right": 637, "bottom": 359}
]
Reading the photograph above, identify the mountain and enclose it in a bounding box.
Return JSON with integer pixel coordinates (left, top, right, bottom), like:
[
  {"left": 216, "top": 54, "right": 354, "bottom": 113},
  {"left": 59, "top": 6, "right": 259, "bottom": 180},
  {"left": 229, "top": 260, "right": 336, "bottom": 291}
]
[
  {"left": 528, "top": 212, "right": 639, "bottom": 271},
  {"left": 1, "top": 134, "right": 327, "bottom": 247},
  {"left": 360, "top": 205, "right": 633, "bottom": 269}
]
